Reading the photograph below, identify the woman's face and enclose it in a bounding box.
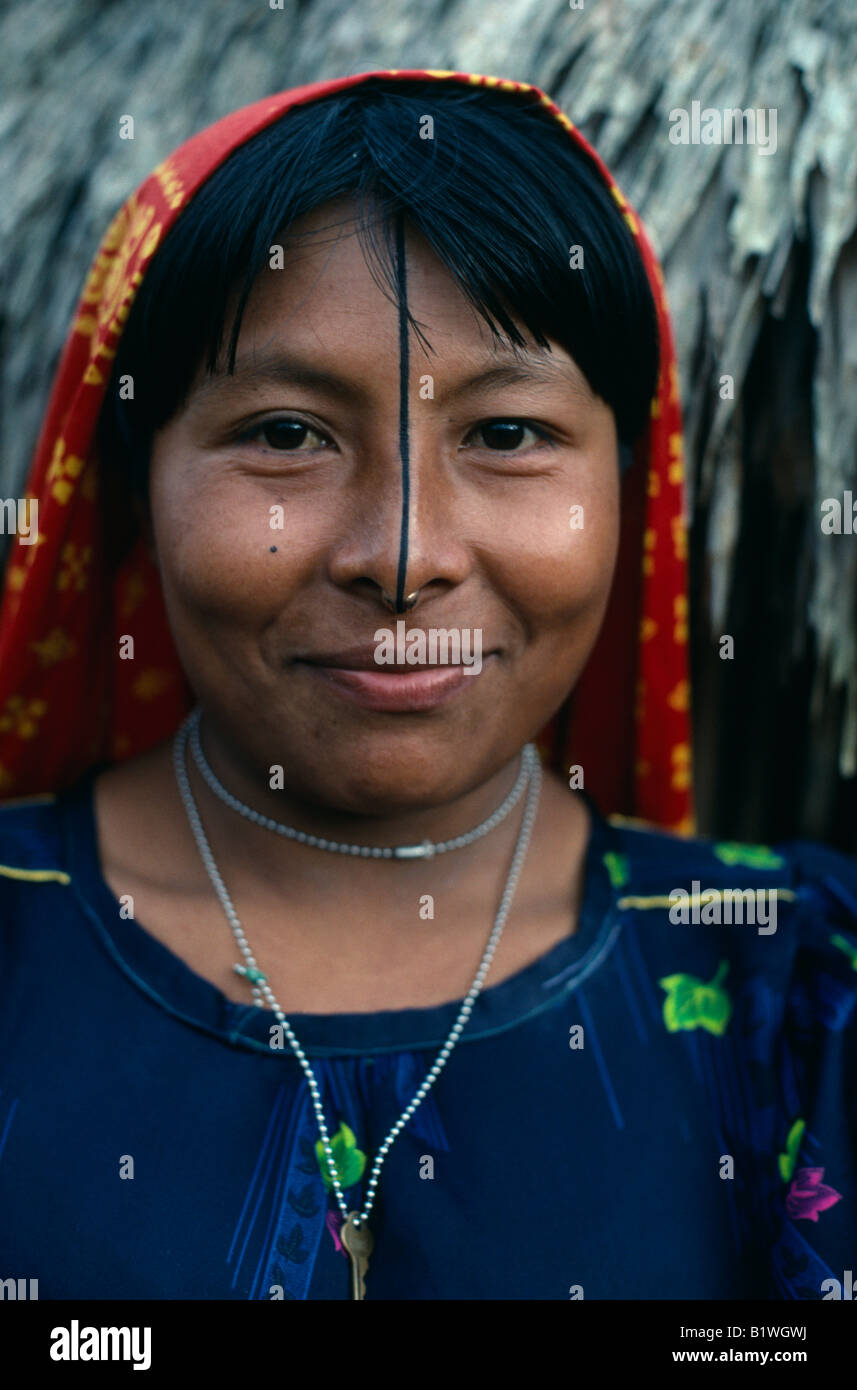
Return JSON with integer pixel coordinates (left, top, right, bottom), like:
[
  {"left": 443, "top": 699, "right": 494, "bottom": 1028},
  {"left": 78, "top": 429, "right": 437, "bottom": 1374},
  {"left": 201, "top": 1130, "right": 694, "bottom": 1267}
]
[{"left": 148, "top": 199, "right": 620, "bottom": 813}]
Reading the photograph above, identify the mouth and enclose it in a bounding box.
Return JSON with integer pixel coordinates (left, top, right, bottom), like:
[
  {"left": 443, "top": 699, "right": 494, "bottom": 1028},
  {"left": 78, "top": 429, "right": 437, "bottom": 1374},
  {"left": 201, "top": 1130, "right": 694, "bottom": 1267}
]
[{"left": 296, "top": 644, "right": 494, "bottom": 713}]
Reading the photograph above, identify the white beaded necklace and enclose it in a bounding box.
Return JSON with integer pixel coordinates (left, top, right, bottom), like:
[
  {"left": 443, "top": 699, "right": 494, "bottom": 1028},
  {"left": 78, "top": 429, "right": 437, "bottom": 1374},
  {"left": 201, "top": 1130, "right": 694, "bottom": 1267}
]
[
  {"left": 187, "top": 705, "right": 536, "bottom": 859},
  {"left": 172, "top": 711, "right": 542, "bottom": 1299}
]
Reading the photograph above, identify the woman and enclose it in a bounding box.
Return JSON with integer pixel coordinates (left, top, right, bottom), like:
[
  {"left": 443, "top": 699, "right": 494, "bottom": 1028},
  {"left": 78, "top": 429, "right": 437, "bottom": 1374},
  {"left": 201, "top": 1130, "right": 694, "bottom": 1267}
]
[{"left": 0, "top": 70, "right": 854, "bottom": 1301}]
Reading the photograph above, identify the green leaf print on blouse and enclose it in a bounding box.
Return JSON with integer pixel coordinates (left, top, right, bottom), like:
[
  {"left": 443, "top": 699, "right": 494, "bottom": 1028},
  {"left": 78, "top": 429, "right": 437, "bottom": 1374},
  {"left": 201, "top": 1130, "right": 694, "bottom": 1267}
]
[
  {"left": 315, "top": 1123, "right": 367, "bottom": 1193},
  {"left": 778, "top": 1118, "right": 806, "bottom": 1183},
  {"left": 831, "top": 934, "right": 857, "bottom": 970},
  {"left": 603, "top": 852, "right": 629, "bottom": 889},
  {"left": 659, "top": 960, "right": 732, "bottom": 1035},
  {"left": 712, "top": 842, "right": 785, "bottom": 871}
]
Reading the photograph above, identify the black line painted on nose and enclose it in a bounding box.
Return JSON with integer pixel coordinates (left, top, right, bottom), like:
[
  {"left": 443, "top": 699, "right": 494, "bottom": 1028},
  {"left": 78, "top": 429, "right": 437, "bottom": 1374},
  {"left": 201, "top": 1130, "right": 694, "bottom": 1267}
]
[{"left": 394, "top": 212, "right": 411, "bottom": 613}]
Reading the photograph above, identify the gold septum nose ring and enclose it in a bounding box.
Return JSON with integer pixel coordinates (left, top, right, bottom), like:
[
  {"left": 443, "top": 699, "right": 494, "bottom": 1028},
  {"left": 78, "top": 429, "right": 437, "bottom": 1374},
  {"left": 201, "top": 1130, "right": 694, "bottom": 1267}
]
[{"left": 381, "top": 590, "right": 420, "bottom": 613}]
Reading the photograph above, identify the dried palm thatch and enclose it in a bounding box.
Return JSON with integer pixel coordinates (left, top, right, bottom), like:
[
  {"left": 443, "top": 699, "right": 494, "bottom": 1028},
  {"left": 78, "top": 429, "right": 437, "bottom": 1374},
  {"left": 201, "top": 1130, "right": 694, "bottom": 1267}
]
[{"left": 0, "top": 0, "right": 854, "bottom": 848}]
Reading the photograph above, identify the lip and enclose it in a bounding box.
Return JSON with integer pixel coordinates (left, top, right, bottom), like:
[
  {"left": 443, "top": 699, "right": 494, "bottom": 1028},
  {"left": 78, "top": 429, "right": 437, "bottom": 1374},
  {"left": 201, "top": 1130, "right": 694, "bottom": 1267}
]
[
  {"left": 297, "top": 642, "right": 471, "bottom": 671},
  {"left": 300, "top": 658, "right": 489, "bottom": 712}
]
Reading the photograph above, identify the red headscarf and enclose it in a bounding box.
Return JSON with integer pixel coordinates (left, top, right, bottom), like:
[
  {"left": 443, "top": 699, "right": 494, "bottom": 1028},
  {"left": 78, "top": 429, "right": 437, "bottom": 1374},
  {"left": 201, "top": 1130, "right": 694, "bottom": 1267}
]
[{"left": 0, "top": 70, "right": 693, "bottom": 833}]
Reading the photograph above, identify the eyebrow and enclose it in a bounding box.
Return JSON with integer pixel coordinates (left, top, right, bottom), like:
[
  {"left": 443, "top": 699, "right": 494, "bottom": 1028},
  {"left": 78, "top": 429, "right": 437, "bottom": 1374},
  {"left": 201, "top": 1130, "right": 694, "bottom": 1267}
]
[
  {"left": 447, "top": 359, "right": 593, "bottom": 402},
  {"left": 190, "top": 347, "right": 591, "bottom": 404},
  {"left": 192, "top": 354, "right": 365, "bottom": 405}
]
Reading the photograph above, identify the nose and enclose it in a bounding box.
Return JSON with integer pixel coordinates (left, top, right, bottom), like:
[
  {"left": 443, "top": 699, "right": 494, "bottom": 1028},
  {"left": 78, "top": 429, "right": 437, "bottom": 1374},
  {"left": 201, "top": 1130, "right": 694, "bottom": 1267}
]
[{"left": 327, "top": 430, "right": 472, "bottom": 612}]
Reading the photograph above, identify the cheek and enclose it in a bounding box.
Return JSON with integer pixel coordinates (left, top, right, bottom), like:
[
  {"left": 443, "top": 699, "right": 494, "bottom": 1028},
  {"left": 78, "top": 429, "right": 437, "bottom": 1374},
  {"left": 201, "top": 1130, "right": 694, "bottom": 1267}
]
[
  {"left": 485, "top": 466, "right": 620, "bottom": 643},
  {"left": 148, "top": 467, "right": 326, "bottom": 629}
]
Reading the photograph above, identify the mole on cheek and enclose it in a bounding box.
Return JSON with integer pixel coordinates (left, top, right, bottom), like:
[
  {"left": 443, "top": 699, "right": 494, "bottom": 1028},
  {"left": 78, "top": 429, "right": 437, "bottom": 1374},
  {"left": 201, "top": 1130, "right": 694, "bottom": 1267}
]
[{"left": 269, "top": 546, "right": 277, "bottom": 553}]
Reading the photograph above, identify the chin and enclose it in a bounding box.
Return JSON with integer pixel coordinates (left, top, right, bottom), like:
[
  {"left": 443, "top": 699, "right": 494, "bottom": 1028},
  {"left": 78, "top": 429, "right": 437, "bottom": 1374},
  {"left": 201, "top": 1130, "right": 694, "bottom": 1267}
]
[{"left": 287, "top": 727, "right": 510, "bottom": 816}]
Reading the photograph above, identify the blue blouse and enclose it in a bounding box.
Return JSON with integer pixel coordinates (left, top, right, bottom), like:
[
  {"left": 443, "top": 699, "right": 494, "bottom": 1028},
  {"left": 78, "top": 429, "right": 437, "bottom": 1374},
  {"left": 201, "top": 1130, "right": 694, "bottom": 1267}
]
[{"left": 1, "top": 779, "right": 856, "bottom": 1300}]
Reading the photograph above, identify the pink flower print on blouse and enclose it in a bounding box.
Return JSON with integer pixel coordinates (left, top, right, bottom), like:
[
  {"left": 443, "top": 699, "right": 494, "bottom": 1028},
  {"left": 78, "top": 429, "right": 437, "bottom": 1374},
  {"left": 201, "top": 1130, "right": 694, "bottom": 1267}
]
[
  {"left": 785, "top": 1167, "right": 842, "bottom": 1222},
  {"left": 326, "top": 1208, "right": 348, "bottom": 1257}
]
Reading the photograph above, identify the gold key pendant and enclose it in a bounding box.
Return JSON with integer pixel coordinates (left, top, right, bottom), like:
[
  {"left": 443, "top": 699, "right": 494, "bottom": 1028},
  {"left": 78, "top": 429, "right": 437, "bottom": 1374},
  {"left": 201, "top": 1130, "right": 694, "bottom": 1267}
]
[{"left": 341, "top": 1212, "right": 373, "bottom": 1300}]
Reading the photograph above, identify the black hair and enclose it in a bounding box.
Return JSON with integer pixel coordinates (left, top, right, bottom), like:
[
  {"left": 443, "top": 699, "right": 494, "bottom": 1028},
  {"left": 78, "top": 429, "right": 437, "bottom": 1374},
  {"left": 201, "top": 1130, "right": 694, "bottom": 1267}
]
[{"left": 99, "top": 78, "right": 659, "bottom": 496}]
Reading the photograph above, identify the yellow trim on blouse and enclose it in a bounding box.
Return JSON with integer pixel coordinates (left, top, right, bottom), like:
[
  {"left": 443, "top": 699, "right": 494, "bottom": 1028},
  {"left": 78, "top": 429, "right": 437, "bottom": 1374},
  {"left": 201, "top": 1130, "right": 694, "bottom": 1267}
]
[
  {"left": 618, "top": 890, "right": 797, "bottom": 910},
  {"left": 0, "top": 794, "right": 57, "bottom": 808},
  {"left": 0, "top": 863, "right": 70, "bottom": 885}
]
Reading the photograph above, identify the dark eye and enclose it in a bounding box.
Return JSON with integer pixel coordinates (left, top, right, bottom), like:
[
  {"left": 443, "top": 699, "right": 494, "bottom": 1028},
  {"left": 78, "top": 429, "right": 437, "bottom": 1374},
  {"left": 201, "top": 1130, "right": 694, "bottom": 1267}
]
[
  {"left": 260, "top": 419, "right": 322, "bottom": 450},
  {"left": 473, "top": 420, "right": 547, "bottom": 451}
]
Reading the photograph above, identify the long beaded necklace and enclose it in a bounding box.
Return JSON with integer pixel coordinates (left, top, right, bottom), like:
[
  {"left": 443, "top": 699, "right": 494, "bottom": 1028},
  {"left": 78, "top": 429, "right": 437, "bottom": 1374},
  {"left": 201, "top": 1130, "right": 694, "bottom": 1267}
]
[{"left": 172, "top": 711, "right": 542, "bottom": 1299}]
